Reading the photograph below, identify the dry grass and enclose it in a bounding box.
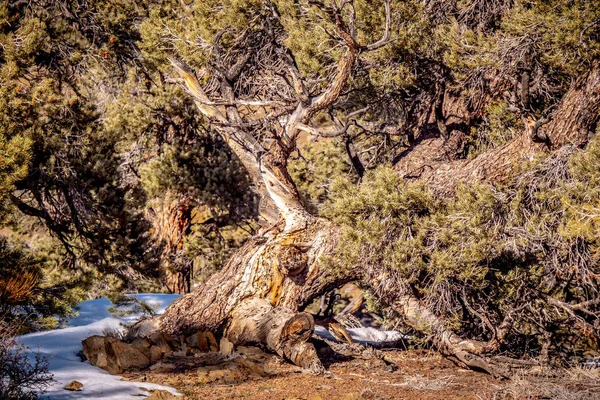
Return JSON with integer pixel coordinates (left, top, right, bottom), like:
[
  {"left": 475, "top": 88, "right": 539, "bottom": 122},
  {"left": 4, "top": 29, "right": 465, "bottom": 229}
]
[
  {"left": 478, "top": 366, "right": 600, "bottom": 400},
  {"left": 101, "top": 325, "right": 127, "bottom": 341}
]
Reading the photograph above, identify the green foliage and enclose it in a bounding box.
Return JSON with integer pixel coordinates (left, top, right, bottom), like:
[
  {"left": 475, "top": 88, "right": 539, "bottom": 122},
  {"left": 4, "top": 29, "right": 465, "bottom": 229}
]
[
  {"left": 289, "top": 139, "right": 350, "bottom": 212},
  {"left": 0, "top": 236, "right": 80, "bottom": 332},
  {"left": 0, "top": 134, "right": 31, "bottom": 222},
  {"left": 500, "top": 0, "right": 600, "bottom": 77},
  {"left": 0, "top": 0, "right": 598, "bottom": 350},
  {"left": 467, "top": 101, "right": 523, "bottom": 156},
  {"left": 107, "top": 293, "right": 158, "bottom": 319},
  {"left": 327, "top": 137, "right": 600, "bottom": 359},
  {"left": 140, "top": 137, "right": 255, "bottom": 217}
]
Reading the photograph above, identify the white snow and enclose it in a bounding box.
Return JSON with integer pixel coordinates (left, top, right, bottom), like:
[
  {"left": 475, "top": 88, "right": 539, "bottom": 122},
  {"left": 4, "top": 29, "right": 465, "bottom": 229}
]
[
  {"left": 314, "top": 325, "right": 408, "bottom": 345},
  {"left": 19, "top": 294, "right": 181, "bottom": 400},
  {"left": 67, "top": 294, "right": 181, "bottom": 327},
  {"left": 19, "top": 292, "right": 408, "bottom": 399}
]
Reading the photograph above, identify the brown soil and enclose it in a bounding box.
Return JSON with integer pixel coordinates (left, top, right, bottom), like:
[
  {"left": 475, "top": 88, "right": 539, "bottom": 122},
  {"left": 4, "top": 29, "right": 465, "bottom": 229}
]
[{"left": 122, "top": 346, "right": 600, "bottom": 400}]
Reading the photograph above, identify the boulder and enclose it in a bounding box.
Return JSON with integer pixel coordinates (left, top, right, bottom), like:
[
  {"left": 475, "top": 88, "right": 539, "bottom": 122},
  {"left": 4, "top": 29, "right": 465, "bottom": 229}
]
[
  {"left": 185, "top": 332, "right": 208, "bottom": 351},
  {"left": 64, "top": 381, "right": 83, "bottom": 391},
  {"left": 131, "top": 338, "right": 152, "bottom": 359},
  {"left": 219, "top": 337, "right": 234, "bottom": 356},
  {"left": 184, "top": 331, "right": 218, "bottom": 352},
  {"left": 149, "top": 345, "right": 163, "bottom": 363},
  {"left": 146, "top": 389, "right": 178, "bottom": 400},
  {"left": 148, "top": 333, "right": 175, "bottom": 357},
  {"left": 82, "top": 335, "right": 151, "bottom": 374},
  {"left": 205, "top": 331, "right": 219, "bottom": 352}
]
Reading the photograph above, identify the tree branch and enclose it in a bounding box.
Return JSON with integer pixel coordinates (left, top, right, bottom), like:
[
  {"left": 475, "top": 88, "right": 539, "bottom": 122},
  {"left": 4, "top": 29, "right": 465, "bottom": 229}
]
[{"left": 363, "top": 0, "right": 392, "bottom": 51}]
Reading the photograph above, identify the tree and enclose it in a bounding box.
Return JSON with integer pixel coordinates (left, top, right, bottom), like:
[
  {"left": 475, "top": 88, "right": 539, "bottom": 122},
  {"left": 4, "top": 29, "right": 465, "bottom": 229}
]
[
  {"left": 1, "top": 0, "right": 258, "bottom": 301},
  {"left": 2, "top": 0, "right": 599, "bottom": 376},
  {"left": 130, "top": 0, "right": 600, "bottom": 376}
]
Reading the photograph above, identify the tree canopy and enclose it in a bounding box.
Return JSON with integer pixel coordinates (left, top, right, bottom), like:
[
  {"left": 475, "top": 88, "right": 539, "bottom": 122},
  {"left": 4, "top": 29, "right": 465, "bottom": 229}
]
[{"left": 1, "top": 0, "right": 599, "bottom": 369}]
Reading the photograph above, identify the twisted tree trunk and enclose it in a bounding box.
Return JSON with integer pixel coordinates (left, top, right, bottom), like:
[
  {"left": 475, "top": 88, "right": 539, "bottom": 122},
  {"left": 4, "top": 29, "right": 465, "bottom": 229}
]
[{"left": 141, "top": 20, "right": 600, "bottom": 374}]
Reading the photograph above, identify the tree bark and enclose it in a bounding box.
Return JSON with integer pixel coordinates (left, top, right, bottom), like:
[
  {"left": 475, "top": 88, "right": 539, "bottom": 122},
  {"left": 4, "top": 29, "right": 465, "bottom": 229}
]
[
  {"left": 158, "top": 217, "right": 348, "bottom": 335},
  {"left": 227, "top": 297, "right": 323, "bottom": 372},
  {"left": 147, "top": 194, "right": 193, "bottom": 294},
  {"left": 395, "top": 62, "right": 600, "bottom": 194},
  {"left": 144, "top": 35, "right": 600, "bottom": 375}
]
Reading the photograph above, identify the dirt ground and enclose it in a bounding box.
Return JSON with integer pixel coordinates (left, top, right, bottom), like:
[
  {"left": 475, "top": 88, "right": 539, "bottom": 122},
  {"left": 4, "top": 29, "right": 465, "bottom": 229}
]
[{"left": 123, "top": 345, "right": 600, "bottom": 400}]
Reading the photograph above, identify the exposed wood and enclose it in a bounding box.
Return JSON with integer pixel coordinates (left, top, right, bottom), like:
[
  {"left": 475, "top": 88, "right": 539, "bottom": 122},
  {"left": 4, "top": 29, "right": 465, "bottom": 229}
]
[
  {"left": 150, "top": 5, "right": 600, "bottom": 376},
  {"left": 227, "top": 297, "right": 323, "bottom": 372},
  {"left": 157, "top": 218, "right": 348, "bottom": 336},
  {"left": 147, "top": 194, "right": 192, "bottom": 294},
  {"left": 395, "top": 62, "right": 600, "bottom": 194}
]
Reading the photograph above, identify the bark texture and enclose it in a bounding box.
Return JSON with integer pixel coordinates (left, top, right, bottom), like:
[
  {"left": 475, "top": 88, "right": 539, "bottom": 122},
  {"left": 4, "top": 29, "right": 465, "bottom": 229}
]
[
  {"left": 395, "top": 62, "right": 600, "bottom": 194},
  {"left": 158, "top": 217, "right": 346, "bottom": 335},
  {"left": 147, "top": 194, "right": 192, "bottom": 294},
  {"left": 227, "top": 297, "right": 323, "bottom": 372},
  {"left": 147, "top": 14, "right": 600, "bottom": 375}
]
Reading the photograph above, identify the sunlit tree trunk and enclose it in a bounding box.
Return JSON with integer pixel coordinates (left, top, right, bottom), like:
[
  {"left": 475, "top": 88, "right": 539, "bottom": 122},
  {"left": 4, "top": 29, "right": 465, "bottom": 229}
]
[
  {"left": 147, "top": 194, "right": 193, "bottom": 294},
  {"left": 140, "top": 1, "right": 600, "bottom": 374}
]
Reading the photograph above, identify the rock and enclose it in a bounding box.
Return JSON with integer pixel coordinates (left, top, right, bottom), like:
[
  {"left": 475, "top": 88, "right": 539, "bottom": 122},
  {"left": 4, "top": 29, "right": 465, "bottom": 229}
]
[
  {"left": 150, "top": 333, "right": 174, "bottom": 357},
  {"left": 82, "top": 336, "right": 110, "bottom": 371},
  {"left": 64, "top": 381, "right": 83, "bottom": 391},
  {"left": 146, "top": 389, "right": 178, "bottom": 400},
  {"left": 82, "top": 335, "right": 151, "bottom": 374},
  {"left": 131, "top": 338, "right": 152, "bottom": 358},
  {"left": 185, "top": 332, "right": 208, "bottom": 351},
  {"left": 205, "top": 331, "right": 219, "bottom": 352},
  {"left": 184, "top": 331, "right": 219, "bottom": 352},
  {"left": 149, "top": 361, "right": 176, "bottom": 371},
  {"left": 219, "top": 337, "right": 234, "bottom": 356},
  {"left": 165, "top": 335, "right": 184, "bottom": 351},
  {"left": 149, "top": 345, "right": 163, "bottom": 362},
  {"left": 148, "top": 332, "right": 177, "bottom": 352}
]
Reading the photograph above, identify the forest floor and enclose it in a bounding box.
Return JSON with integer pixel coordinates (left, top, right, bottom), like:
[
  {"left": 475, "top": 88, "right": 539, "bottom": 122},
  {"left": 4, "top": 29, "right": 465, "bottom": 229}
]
[
  {"left": 21, "top": 294, "right": 599, "bottom": 399},
  {"left": 124, "top": 346, "right": 600, "bottom": 400}
]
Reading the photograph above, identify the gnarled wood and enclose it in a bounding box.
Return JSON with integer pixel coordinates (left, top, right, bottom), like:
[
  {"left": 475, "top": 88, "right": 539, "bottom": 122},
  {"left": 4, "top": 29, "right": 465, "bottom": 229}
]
[
  {"left": 150, "top": 4, "right": 600, "bottom": 375},
  {"left": 157, "top": 218, "right": 347, "bottom": 336},
  {"left": 395, "top": 62, "right": 600, "bottom": 194},
  {"left": 227, "top": 297, "right": 323, "bottom": 372},
  {"left": 147, "top": 194, "right": 192, "bottom": 294}
]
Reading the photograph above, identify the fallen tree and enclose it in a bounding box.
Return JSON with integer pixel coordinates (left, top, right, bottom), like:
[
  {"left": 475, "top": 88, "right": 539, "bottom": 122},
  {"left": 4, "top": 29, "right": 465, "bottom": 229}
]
[{"left": 131, "top": 0, "right": 600, "bottom": 376}]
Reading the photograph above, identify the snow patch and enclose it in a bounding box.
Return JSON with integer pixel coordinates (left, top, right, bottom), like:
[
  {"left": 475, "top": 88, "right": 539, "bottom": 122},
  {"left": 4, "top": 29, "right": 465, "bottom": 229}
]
[
  {"left": 19, "top": 294, "right": 181, "bottom": 400},
  {"left": 19, "top": 292, "right": 409, "bottom": 399},
  {"left": 314, "top": 325, "right": 408, "bottom": 345}
]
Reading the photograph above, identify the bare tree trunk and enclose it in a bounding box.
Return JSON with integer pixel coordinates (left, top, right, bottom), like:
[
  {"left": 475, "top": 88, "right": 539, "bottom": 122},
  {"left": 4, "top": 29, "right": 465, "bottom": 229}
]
[
  {"left": 139, "top": 14, "right": 600, "bottom": 373},
  {"left": 158, "top": 217, "right": 347, "bottom": 331},
  {"left": 147, "top": 194, "right": 193, "bottom": 294},
  {"left": 395, "top": 62, "right": 600, "bottom": 194},
  {"left": 227, "top": 297, "right": 323, "bottom": 371}
]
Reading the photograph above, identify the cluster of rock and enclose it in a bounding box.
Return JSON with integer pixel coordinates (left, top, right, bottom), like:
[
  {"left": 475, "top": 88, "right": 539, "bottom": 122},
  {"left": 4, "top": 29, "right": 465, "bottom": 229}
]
[{"left": 82, "top": 331, "right": 222, "bottom": 374}]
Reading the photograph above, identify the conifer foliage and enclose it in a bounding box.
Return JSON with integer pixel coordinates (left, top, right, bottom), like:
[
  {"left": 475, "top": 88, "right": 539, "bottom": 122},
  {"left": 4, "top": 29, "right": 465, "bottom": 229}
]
[{"left": 0, "top": 0, "right": 599, "bottom": 372}]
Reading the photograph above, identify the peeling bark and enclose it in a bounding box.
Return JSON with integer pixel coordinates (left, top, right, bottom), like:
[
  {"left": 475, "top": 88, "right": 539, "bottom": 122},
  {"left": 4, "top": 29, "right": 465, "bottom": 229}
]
[
  {"left": 157, "top": 217, "right": 347, "bottom": 336},
  {"left": 148, "top": 17, "right": 600, "bottom": 375},
  {"left": 227, "top": 297, "right": 323, "bottom": 372},
  {"left": 147, "top": 194, "right": 192, "bottom": 294}
]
